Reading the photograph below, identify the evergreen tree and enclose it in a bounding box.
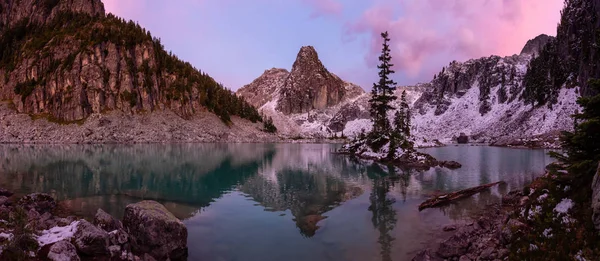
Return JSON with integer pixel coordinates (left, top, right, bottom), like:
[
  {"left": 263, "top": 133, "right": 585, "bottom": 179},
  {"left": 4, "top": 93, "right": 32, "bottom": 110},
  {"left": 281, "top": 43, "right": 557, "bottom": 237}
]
[
  {"left": 369, "top": 31, "right": 397, "bottom": 136},
  {"left": 399, "top": 91, "right": 411, "bottom": 137},
  {"left": 552, "top": 79, "right": 600, "bottom": 177},
  {"left": 263, "top": 116, "right": 277, "bottom": 133}
]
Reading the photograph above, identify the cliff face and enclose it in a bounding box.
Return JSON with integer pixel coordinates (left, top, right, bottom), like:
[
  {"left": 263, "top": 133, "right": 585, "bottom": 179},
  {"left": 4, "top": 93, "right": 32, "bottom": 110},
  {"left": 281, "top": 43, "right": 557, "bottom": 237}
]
[
  {"left": 0, "top": 0, "right": 260, "bottom": 123},
  {"left": 0, "top": 0, "right": 105, "bottom": 28},
  {"left": 237, "top": 68, "right": 289, "bottom": 108},
  {"left": 523, "top": 0, "right": 600, "bottom": 99},
  {"left": 236, "top": 46, "right": 365, "bottom": 137},
  {"left": 520, "top": 34, "right": 554, "bottom": 56},
  {"left": 414, "top": 54, "right": 531, "bottom": 116},
  {"left": 276, "top": 46, "right": 349, "bottom": 114}
]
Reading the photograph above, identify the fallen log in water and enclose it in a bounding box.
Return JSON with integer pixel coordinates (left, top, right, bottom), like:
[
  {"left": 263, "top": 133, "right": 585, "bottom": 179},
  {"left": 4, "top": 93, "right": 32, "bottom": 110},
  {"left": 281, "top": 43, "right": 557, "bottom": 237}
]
[{"left": 418, "top": 181, "right": 505, "bottom": 211}]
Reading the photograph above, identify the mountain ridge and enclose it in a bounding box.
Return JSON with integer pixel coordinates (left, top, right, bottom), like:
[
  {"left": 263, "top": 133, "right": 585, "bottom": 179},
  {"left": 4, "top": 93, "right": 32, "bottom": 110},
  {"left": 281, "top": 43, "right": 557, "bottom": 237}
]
[{"left": 237, "top": 33, "right": 580, "bottom": 147}]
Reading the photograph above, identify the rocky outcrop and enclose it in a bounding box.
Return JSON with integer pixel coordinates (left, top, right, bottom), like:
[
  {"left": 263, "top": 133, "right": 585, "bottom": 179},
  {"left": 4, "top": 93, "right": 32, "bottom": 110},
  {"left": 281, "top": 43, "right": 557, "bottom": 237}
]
[
  {"left": 0, "top": 0, "right": 105, "bottom": 28},
  {"left": 414, "top": 53, "right": 529, "bottom": 116},
  {"left": 236, "top": 46, "right": 365, "bottom": 138},
  {"left": 123, "top": 200, "right": 188, "bottom": 260},
  {"left": 0, "top": 0, "right": 260, "bottom": 126},
  {"left": 592, "top": 162, "right": 600, "bottom": 230},
  {"left": 553, "top": 0, "right": 600, "bottom": 96},
  {"left": 276, "top": 46, "right": 352, "bottom": 114},
  {"left": 457, "top": 133, "right": 468, "bottom": 144},
  {"left": 520, "top": 34, "right": 554, "bottom": 56},
  {"left": 237, "top": 68, "right": 289, "bottom": 108},
  {"left": 328, "top": 99, "right": 370, "bottom": 132}
]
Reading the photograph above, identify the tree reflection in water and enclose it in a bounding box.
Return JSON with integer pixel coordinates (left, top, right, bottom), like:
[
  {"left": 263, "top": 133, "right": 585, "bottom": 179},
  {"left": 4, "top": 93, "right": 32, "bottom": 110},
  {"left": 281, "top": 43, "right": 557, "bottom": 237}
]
[{"left": 367, "top": 164, "right": 411, "bottom": 261}]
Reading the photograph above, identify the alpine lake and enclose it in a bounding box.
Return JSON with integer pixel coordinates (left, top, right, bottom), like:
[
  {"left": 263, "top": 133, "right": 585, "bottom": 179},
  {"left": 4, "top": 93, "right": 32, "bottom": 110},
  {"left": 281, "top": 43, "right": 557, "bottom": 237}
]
[{"left": 0, "top": 144, "right": 554, "bottom": 260}]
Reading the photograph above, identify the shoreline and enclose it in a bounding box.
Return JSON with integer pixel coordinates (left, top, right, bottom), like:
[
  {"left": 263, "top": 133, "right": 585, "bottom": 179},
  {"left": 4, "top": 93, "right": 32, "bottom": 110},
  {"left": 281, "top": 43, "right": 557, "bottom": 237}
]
[
  {"left": 411, "top": 163, "right": 584, "bottom": 261},
  {"left": 0, "top": 190, "right": 188, "bottom": 260}
]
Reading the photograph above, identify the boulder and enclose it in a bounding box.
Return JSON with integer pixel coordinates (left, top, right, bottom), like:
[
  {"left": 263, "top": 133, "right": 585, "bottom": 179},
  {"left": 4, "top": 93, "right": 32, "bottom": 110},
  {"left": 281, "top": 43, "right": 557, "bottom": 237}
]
[
  {"left": 18, "top": 193, "right": 57, "bottom": 214},
  {"left": 47, "top": 240, "right": 81, "bottom": 261},
  {"left": 94, "top": 208, "right": 122, "bottom": 232},
  {"left": 74, "top": 220, "right": 109, "bottom": 256},
  {"left": 0, "top": 196, "right": 10, "bottom": 206},
  {"left": 0, "top": 188, "right": 13, "bottom": 197},
  {"left": 593, "top": 162, "right": 600, "bottom": 230},
  {"left": 440, "top": 161, "right": 462, "bottom": 169},
  {"left": 109, "top": 229, "right": 129, "bottom": 246},
  {"left": 123, "top": 201, "right": 187, "bottom": 260}
]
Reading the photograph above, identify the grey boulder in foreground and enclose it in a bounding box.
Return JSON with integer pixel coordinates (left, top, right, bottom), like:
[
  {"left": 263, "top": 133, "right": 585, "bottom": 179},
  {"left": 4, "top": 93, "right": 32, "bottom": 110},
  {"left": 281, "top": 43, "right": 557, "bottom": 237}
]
[{"left": 123, "top": 200, "right": 189, "bottom": 260}]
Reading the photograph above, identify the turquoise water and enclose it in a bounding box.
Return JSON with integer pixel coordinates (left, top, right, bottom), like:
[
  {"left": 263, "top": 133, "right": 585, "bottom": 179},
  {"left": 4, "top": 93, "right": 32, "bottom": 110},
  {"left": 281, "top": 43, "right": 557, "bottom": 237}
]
[{"left": 0, "top": 144, "right": 553, "bottom": 260}]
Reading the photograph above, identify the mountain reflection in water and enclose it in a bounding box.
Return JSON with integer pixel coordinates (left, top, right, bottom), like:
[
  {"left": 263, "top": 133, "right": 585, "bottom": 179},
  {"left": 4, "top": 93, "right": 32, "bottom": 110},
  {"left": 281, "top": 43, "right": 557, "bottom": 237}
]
[{"left": 0, "top": 144, "right": 553, "bottom": 260}]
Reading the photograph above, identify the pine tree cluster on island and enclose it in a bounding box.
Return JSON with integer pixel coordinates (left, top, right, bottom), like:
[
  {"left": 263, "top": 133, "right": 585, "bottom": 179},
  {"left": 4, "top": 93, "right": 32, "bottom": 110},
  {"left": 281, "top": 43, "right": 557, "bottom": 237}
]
[{"left": 340, "top": 32, "right": 416, "bottom": 161}]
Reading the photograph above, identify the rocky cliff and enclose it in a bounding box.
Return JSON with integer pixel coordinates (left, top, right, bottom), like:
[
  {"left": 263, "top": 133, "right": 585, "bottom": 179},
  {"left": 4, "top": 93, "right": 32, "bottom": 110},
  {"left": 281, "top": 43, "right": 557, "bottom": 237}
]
[
  {"left": 276, "top": 46, "right": 356, "bottom": 114},
  {"left": 236, "top": 46, "right": 365, "bottom": 138},
  {"left": 523, "top": 0, "right": 600, "bottom": 102},
  {"left": 0, "top": 0, "right": 261, "bottom": 126},
  {"left": 409, "top": 33, "right": 579, "bottom": 146},
  {"left": 520, "top": 34, "right": 554, "bottom": 56},
  {"left": 237, "top": 68, "right": 289, "bottom": 108},
  {"left": 239, "top": 33, "right": 580, "bottom": 147},
  {"left": 0, "top": 0, "right": 105, "bottom": 28}
]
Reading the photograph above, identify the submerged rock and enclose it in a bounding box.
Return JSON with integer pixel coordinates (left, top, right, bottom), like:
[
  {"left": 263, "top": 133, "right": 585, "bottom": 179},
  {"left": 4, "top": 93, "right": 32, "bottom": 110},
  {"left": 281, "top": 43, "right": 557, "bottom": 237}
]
[
  {"left": 18, "top": 193, "right": 57, "bottom": 214},
  {"left": 440, "top": 161, "right": 462, "bottom": 169},
  {"left": 123, "top": 200, "right": 188, "bottom": 260},
  {"left": 47, "top": 240, "right": 80, "bottom": 261},
  {"left": 74, "top": 220, "right": 109, "bottom": 256}
]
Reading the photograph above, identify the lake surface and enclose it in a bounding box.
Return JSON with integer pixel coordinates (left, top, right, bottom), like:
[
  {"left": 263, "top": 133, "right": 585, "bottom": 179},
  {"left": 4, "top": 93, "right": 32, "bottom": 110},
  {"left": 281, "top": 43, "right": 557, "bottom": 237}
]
[{"left": 0, "top": 144, "right": 553, "bottom": 260}]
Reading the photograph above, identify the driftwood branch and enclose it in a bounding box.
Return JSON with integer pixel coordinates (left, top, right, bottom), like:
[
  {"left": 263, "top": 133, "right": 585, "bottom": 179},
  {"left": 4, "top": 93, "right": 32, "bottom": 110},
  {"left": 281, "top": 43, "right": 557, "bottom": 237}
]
[{"left": 419, "top": 181, "right": 505, "bottom": 211}]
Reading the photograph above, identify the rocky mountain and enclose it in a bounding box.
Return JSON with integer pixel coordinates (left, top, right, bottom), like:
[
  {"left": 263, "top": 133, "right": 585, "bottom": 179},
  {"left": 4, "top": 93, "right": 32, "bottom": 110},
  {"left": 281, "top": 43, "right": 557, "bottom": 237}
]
[
  {"left": 520, "top": 34, "right": 554, "bottom": 56},
  {"left": 276, "top": 46, "right": 354, "bottom": 114},
  {"left": 411, "top": 52, "right": 578, "bottom": 147},
  {"left": 239, "top": 32, "right": 581, "bottom": 147},
  {"left": 237, "top": 46, "right": 365, "bottom": 137},
  {"left": 0, "top": 0, "right": 273, "bottom": 143}
]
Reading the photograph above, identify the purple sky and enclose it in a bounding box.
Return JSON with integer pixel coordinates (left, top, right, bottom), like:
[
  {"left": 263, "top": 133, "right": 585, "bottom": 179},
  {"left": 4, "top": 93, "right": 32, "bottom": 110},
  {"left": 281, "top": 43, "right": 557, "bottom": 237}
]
[{"left": 103, "top": 0, "right": 563, "bottom": 90}]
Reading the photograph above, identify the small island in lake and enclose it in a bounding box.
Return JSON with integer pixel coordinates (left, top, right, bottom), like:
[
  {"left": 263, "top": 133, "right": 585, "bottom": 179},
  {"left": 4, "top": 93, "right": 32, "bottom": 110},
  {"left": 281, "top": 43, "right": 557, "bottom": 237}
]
[{"left": 338, "top": 32, "right": 461, "bottom": 171}]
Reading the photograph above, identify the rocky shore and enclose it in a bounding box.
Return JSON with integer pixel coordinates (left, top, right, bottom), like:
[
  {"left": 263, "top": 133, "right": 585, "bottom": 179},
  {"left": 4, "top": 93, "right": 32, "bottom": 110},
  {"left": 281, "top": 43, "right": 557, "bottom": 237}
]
[
  {"left": 0, "top": 189, "right": 187, "bottom": 260},
  {"left": 412, "top": 193, "right": 521, "bottom": 261},
  {"left": 413, "top": 163, "right": 593, "bottom": 261}
]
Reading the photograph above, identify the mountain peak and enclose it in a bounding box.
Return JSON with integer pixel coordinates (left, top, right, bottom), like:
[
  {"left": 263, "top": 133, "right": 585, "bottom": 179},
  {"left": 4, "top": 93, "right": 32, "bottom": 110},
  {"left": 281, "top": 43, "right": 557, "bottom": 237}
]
[
  {"left": 276, "top": 46, "right": 349, "bottom": 114},
  {"left": 520, "top": 34, "right": 554, "bottom": 56},
  {"left": 290, "top": 46, "right": 327, "bottom": 74}
]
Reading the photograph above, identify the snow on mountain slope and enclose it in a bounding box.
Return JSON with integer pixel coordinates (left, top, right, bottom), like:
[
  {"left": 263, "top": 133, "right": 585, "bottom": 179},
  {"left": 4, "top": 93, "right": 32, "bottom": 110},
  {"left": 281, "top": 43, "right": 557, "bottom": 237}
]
[
  {"left": 238, "top": 35, "right": 580, "bottom": 147},
  {"left": 412, "top": 83, "right": 579, "bottom": 146}
]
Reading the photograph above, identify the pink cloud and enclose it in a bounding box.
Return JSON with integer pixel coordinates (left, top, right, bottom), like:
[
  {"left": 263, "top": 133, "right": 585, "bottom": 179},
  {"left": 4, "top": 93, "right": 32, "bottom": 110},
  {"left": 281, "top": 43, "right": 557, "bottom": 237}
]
[
  {"left": 301, "top": 0, "right": 343, "bottom": 18},
  {"left": 346, "top": 0, "right": 564, "bottom": 81}
]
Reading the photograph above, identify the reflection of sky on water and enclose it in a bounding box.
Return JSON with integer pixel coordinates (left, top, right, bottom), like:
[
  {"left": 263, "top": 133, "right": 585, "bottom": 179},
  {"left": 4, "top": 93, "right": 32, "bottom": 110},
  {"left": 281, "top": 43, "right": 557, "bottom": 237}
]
[{"left": 0, "top": 144, "right": 553, "bottom": 261}]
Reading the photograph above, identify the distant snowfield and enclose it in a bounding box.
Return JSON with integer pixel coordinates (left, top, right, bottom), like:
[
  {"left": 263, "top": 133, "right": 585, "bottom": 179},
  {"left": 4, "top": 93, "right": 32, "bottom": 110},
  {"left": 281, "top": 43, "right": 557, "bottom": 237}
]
[{"left": 412, "top": 85, "right": 580, "bottom": 145}]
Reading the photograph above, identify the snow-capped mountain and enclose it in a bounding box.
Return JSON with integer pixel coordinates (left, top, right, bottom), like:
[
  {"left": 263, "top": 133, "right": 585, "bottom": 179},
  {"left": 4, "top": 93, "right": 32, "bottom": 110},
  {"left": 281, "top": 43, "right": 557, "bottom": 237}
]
[
  {"left": 237, "top": 35, "right": 580, "bottom": 147},
  {"left": 237, "top": 46, "right": 366, "bottom": 138}
]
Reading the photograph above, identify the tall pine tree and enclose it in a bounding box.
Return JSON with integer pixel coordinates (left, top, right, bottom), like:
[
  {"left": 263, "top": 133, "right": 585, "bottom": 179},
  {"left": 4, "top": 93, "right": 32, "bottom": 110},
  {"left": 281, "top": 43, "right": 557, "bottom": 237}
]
[
  {"left": 369, "top": 31, "right": 397, "bottom": 136},
  {"left": 552, "top": 79, "right": 600, "bottom": 177}
]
